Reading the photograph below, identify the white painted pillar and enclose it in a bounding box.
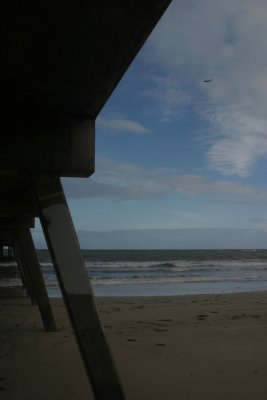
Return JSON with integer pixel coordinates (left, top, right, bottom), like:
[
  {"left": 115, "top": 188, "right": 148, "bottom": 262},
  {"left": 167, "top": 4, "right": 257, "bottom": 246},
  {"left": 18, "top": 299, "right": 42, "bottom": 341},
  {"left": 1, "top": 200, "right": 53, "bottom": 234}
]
[{"left": 32, "top": 176, "right": 125, "bottom": 400}]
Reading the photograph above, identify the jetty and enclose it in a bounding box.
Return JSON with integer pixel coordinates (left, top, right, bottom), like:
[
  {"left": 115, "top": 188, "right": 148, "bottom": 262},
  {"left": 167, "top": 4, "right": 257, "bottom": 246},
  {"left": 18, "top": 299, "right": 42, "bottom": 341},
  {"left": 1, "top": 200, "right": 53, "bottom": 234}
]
[{"left": 0, "top": 2, "right": 172, "bottom": 399}]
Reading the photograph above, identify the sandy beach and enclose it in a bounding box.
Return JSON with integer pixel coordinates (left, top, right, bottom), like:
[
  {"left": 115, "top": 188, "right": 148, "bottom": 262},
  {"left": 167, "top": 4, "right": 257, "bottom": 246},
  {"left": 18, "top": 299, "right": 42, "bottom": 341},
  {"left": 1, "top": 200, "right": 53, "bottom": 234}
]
[{"left": 0, "top": 290, "right": 267, "bottom": 399}]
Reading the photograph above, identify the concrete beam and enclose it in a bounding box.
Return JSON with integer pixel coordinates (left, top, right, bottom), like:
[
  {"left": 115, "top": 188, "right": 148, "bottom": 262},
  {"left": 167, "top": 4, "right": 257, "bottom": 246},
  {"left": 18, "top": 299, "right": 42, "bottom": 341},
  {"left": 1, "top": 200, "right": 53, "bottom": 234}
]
[
  {"left": 0, "top": 176, "right": 37, "bottom": 217},
  {"left": 0, "top": 119, "right": 95, "bottom": 177},
  {"left": 1, "top": 1, "right": 171, "bottom": 177}
]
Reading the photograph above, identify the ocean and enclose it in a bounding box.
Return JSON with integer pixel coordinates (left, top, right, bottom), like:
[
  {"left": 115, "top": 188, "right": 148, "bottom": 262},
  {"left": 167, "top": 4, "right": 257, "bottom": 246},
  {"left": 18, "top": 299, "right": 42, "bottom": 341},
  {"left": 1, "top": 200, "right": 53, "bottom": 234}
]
[{"left": 0, "top": 249, "right": 267, "bottom": 297}]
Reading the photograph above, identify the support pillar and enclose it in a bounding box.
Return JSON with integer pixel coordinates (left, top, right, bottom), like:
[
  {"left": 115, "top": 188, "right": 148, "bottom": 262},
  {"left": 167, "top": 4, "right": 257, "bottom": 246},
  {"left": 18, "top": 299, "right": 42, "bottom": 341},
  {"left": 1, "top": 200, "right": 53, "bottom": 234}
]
[
  {"left": 7, "top": 246, "right": 13, "bottom": 258},
  {"left": 0, "top": 245, "right": 4, "bottom": 260},
  {"left": 13, "top": 240, "right": 37, "bottom": 305},
  {"left": 32, "top": 176, "right": 125, "bottom": 400},
  {"left": 14, "top": 218, "right": 57, "bottom": 332},
  {"left": 0, "top": 222, "right": 37, "bottom": 304}
]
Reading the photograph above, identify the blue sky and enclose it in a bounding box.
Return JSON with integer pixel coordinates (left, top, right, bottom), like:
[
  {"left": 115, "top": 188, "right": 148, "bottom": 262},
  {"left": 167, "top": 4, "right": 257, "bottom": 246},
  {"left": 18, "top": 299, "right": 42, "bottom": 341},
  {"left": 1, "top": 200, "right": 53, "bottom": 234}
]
[{"left": 34, "top": 0, "right": 267, "bottom": 248}]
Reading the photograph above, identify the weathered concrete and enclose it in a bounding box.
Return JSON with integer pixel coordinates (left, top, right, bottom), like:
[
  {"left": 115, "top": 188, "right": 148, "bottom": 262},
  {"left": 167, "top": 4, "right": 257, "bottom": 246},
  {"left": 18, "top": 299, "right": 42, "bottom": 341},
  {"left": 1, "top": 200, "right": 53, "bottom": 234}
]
[
  {"left": 0, "top": 176, "right": 37, "bottom": 217},
  {"left": 0, "top": 120, "right": 95, "bottom": 177},
  {"left": 14, "top": 217, "right": 57, "bottom": 332},
  {"left": 2, "top": 0, "right": 171, "bottom": 177},
  {"left": 0, "top": 218, "right": 37, "bottom": 303},
  {"left": 33, "top": 176, "right": 125, "bottom": 399},
  {"left": 13, "top": 240, "right": 37, "bottom": 305}
]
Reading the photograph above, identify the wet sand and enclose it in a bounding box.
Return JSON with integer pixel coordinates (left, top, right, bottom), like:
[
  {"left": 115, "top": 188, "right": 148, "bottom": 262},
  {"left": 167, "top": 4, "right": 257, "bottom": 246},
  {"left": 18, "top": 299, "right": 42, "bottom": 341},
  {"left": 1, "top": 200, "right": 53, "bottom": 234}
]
[{"left": 0, "top": 290, "right": 267, "bottom": 399}]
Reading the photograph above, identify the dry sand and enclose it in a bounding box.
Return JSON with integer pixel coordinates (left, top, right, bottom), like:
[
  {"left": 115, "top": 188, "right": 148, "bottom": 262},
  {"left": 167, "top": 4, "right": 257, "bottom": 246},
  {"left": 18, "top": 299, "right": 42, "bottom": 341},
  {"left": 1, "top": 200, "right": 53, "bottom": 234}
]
[{"left": 0, "top": 290, "right": 267, "bottom": 399}]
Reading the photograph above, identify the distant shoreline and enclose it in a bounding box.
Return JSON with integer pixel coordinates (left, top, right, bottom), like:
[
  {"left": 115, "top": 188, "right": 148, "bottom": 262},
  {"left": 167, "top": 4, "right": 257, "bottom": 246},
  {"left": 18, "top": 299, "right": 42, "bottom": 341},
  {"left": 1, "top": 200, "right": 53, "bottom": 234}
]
[{"left": 1, "top": 285, "right": 267, "bottom": 300}]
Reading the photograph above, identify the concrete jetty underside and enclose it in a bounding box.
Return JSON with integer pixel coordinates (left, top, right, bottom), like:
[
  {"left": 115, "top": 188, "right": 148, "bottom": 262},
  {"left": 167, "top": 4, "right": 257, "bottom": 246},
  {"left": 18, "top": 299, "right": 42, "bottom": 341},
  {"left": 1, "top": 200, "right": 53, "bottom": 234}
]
[{"left": 0, "top": 2, "right": 172, "bottom": 399}]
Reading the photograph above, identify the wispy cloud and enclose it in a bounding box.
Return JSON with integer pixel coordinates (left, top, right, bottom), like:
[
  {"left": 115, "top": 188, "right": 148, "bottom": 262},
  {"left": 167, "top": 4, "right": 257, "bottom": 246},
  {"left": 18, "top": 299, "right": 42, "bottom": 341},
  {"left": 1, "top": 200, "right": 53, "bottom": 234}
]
[
  {"left": 206, "top": 110, "right": 267, "bottom": 176},
  {"left": 97, "top": 114, "right": 151, "bottom": 135},
  {"left": 139, "top": 0, "right": 267, "bottom": 176},
  {"left": 62, "top": 157, "right": 266, "bottom": 201},
  {"left": 141, "top": 74, "right": 192, "bottom": 122}
]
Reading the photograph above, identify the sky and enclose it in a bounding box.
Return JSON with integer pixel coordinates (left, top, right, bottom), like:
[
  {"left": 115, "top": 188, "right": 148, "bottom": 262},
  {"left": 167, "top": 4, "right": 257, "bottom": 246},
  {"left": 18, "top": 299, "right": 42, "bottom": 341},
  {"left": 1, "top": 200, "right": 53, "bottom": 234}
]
[{"left": 34, "top": 0, "right": 267, "bottom": 249}]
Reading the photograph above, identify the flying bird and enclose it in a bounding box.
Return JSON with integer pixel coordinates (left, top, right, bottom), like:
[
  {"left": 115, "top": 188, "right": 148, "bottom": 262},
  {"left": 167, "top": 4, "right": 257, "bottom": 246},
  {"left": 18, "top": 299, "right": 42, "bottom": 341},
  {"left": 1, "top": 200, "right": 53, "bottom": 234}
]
[{"left": 203, "top": 79, "right": 213, "bottom": 83}]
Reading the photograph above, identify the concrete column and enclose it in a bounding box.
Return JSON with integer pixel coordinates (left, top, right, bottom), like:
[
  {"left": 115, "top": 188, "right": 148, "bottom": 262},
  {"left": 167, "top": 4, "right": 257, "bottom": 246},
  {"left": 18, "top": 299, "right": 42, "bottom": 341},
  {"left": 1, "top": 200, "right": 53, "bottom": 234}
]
[
  {"left": 0, "top": 245, "right": 4, "bottom": 260},
  {"left": 32, "top": 176, "right": 125, "bottom": 400},
  {"left": 12, "top": 241, "right": 37, "bottom": 305},
  {"left": 0, "top": 222, "right": 37, "bottom": 303},
  {"left": 14, "top": 218, "right": 57, "bottom": 332},
  {"left": 7, "top": 246, "right": 13, "bottom": 258}
]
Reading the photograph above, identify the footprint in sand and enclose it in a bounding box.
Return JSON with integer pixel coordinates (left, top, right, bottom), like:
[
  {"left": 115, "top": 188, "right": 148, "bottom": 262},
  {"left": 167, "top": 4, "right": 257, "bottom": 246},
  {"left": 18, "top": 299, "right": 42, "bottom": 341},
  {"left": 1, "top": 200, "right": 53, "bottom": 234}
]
[
  {"left": 197, "top": 314, "right": 208, "bottom": 320},
  {"left": 0, "top": 378, "right": 6, "bottom": 391},
  {"left": 157, "top": 319, "right": 173, "bottom": 322},
  {"left": 0, "top": 334, "right": 12, "bottom": 358}
]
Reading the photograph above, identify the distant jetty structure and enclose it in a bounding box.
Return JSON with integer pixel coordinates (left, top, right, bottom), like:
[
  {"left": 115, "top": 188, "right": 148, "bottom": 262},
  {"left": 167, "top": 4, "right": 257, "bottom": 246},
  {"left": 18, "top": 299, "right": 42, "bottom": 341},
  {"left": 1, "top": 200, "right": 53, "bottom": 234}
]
[
  {"left": 0, "top": 2, "right": 171, "bottom": 399},
  {"left": 0, "top": 245, "right": 13, "bottom": 260}
]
